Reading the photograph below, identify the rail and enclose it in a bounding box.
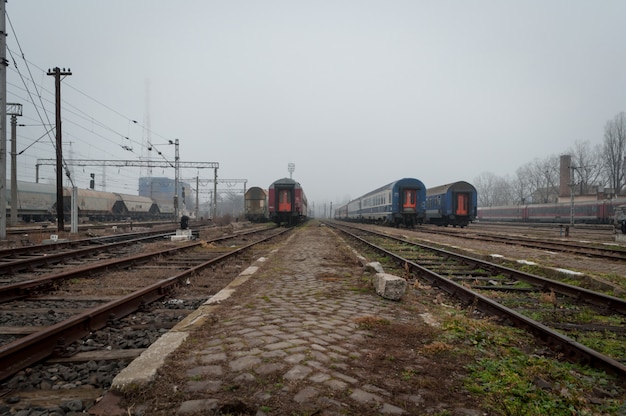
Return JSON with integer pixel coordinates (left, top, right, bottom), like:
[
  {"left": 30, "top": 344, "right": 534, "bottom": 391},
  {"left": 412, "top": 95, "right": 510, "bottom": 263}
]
[
  {"left": 0, "top": 227, "right": 290, "bottom": 382},
  {"left": 328, "top": 222, "right": 626, "bottom": 378}
]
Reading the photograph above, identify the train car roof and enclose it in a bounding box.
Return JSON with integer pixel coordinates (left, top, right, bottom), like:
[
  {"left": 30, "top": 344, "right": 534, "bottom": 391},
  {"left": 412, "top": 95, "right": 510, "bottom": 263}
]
[
  {"left": 245, "top": 187, "right": 268, "bottom": 196},
  {"left": 65, "top": 188, "right": 119, "bottom": 199},
  {"left": 116, "top": 193, "right": 156, "bottom": 204},
  {"left": 269, "top": 177, "right": 302, "bottom": 188},
  {"left": 360, "top": 178, "right": 426, "bottom": 198},
  {"left": 8, "top": 181, "right": 56, "bottom": 192},
  {"left": 427, "top": 181, "right": 476, "bottom": 196},
  {"left": 337, "top": 178, "right": 425, "bottom": 207}
]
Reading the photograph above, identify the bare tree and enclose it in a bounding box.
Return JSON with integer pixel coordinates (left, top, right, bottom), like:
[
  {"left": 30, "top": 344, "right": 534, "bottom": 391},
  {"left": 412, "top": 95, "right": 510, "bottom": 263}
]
[
  {"left": 602, "top": 112, "right": 626, "bottom": 194},
  {"left": 513, "top": 163, "right": 535, "bottom": 204},
  {"left": 474, "top": 172, "right": 496, "bottom": 207},
  {"left": 473, "top": 112, "right": 626, "bottom": 209},
  {"left": 515, "top": 155, "right": 559, "bottom": 203},
  {"left": 568, "top": 140, "right": 603, "bottom": 194},
  {"left": 474, "top": 172, "right": 513, "bottom": 206}
]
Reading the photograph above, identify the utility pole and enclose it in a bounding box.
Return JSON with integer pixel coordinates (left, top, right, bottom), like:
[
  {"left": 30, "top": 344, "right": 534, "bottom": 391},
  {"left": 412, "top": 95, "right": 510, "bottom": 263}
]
[
  {"left": 47, "top": 67, "right": 72, "bottom": 232},
  {"left": 195, "top": 176, "right": 199, "bottom": 219},
  {"left": 213, "top": 168, "right": 218, "bottom": 220},
  {"left": 7, "top": 104, "right": 22, "bottom": 226},
  {"left": 0, "top": 0, "right": 8, "bottom": 240},
  {"left": 174, "top": 138, "right": 179, "bottom": 219}
]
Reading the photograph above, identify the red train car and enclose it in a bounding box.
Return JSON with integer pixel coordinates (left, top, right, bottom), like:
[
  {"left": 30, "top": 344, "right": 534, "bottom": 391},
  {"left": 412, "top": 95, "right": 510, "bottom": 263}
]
[
  {"left": 268, "top": 178, "right": 308, "bottom": 226},
  {"left": 477, "top": 198, "right": 626, "bottom": 224}
]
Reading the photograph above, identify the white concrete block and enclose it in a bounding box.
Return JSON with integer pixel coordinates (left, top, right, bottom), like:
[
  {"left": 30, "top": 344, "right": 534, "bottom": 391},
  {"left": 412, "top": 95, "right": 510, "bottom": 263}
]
[{"left": 372, "top": 273, "right": 407, "bottom": 301}]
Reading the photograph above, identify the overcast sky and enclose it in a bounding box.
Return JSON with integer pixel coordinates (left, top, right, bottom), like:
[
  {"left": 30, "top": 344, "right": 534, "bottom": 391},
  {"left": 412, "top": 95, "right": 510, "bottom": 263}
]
[{"left": 5, "top": 1, "right": 626, "bottom": 213}]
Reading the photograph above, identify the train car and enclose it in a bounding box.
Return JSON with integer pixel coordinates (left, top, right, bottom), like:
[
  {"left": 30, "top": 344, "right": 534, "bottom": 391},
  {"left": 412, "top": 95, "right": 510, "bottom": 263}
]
[
  {"left": 268, "top": 178, "right": 307, "bottom": 226},
  {"left": 477, "top": 197, "right": 626, "bottom": 224},
  {"left": 115, "top": 193, "right": 161, "bottom": 220},
  {"left": 425, "top": 181, "right": 477, "bottom": 227},
  {"left": 63, "top": 188, "right": 120, "bottom": 221},
  {"left": 334, "top": 202, "right": 349, "bottom": 220},
  {"left": 154, "top": 200, "right": 175, "bottom": 218},
  {"left": 336, "top": 178, "right": 426, "bottom": 227},
  {"left": 244, "top": 187, "right": 269, "bottom": 222},
  {"left": 476, "top": 205, "right": 527, "bottom": 222},
  {"left": 6, "top": 180, "right": 56, "bottom": 222}
]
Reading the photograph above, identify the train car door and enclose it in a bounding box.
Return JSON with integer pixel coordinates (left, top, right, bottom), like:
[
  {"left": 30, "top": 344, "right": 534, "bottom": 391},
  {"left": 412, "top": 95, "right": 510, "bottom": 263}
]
[
  {"left": 278, "top": 189, "right": 292, "bottom": 212},
  {"left": 402, "top": 189, "right": 417, "bottom": 212},
  {"left": 455, "top": 193, "right": 469, "bottom": 216}
]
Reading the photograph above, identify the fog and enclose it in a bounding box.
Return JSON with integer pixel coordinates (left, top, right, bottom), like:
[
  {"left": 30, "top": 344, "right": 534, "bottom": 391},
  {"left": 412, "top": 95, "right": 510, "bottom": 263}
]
[{"left": 5, "top": 1, "right": 626, "bottom": 216}]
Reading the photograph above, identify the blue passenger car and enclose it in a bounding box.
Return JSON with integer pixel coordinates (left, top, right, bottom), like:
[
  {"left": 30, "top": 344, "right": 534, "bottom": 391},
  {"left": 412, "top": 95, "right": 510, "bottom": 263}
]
[
  {"left": 337, "top": 178, "right": 426, "bottom": 227},
  {"left": 425, "top": 181, "right": 477, "bottom": 227}
]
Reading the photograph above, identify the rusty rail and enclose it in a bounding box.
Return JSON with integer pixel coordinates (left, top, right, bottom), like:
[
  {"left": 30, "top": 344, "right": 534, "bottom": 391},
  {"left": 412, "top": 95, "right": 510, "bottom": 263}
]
[
  {"left": 0, "top": 227, "right": 289, "bottom": 382},
  {"left": 331, "top": 223, "right": 626, "bottom": 378}
]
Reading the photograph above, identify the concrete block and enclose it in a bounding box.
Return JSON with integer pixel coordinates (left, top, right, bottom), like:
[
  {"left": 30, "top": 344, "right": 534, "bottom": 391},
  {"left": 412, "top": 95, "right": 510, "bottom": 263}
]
[
  {"left": 42, "top": 238, "right": 70, "bottom": 244},
  {"left": 372, "top": 273, "right": 407, "bottom": 301},
  {"left": 365, "top": 262, "right": 384, "bottom": 274}
]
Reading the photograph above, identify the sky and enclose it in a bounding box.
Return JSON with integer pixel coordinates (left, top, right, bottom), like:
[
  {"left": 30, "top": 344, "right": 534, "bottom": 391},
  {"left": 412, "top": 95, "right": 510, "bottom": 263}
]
[{"left": 4, "top": 1, "right": 626, "bottom": 215}]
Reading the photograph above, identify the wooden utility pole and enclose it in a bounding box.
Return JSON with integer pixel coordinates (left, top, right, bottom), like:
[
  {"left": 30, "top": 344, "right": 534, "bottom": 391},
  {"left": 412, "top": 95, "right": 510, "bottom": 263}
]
[
  {"left": 1, "top": 0, "right": 8, "bottom": 240},
  {"left": 47, "top": 67, "right": 72, "bottom": 232}
]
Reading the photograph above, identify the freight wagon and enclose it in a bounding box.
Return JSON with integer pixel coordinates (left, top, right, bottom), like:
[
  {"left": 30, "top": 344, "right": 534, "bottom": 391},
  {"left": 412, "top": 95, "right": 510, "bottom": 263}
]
[{"left": 244, "top": 187, "right": 269, "bottom": 222}]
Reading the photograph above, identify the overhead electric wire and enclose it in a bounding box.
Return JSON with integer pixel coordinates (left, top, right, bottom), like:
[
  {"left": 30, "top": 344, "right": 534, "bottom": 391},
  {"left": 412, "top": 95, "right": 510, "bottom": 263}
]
[
  {"left": 5, "top": 15, "right": 55, "bottom": 147},
  {"left": 5, "top": 10, "right": 183, "bottom": 193},
  {"left": 6, "top": 76, "right": 138, "bottom": 182}
]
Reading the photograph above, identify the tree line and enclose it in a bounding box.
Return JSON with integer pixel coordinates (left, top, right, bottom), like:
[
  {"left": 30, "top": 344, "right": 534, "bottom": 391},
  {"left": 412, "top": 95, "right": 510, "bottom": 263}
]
[{"left": 475, "top": 112, "right": 626, "bottom": 207}]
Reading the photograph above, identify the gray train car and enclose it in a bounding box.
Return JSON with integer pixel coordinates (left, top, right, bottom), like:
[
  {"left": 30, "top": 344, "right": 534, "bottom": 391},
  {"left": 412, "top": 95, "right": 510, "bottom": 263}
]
[{"left": 245, "top": 187, "right": 269, "bottom": 222}]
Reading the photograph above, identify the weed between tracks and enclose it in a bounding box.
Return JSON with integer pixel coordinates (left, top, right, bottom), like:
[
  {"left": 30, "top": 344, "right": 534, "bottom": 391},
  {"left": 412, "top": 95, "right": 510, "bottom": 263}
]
[{"left": 353, "top": 240, "right": 625, "bottom": 415}]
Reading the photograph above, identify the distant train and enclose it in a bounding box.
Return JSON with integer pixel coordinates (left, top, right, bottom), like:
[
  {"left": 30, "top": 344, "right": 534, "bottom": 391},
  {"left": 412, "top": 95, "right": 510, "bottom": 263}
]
[
  {"left": 244, "top": 187, "right": 269, "bottom": 222},
  {"left": 334, "top": 178, "right": 426, "bottom": 227},
  {"left": 477, "top": 198, "right": 626, "bottom": 231},
  {"left": 6, "top": 180, "right": 175, "bottom": 223},
  {"left": 425, "top": 181, "right": 478, "bottom": 227},
  {"left": 268, "top": 178, "right": 308, "bottom": 226}
]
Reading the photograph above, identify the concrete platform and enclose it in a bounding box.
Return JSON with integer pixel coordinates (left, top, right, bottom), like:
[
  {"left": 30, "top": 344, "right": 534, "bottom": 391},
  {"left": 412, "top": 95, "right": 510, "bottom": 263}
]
[{"left": 170, "top": 229, "right": 194, "bottom": 242}]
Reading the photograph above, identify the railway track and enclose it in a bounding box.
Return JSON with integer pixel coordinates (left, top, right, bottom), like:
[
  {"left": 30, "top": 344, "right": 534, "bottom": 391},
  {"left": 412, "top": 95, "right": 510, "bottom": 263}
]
[
  {"left": 468, "top": 221, "right": 616, "bottom": 241},
  {"left": 5, "top": 219, "right": 210, "bottom": 236},
  {"left": 0, "top": 230, "right": 183, "bottom": 281},
  {"left": 329, "top": 222, "right": 626, "bottom": 378},
  {"left": 0, "top": 224, "right": 288, "bottom": 413},
  {"left": 0, "top": 222, "right": 263, "bottom": 282},
  {"left": 417, "top": 224, "right": 626, "bottom": 262}
]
